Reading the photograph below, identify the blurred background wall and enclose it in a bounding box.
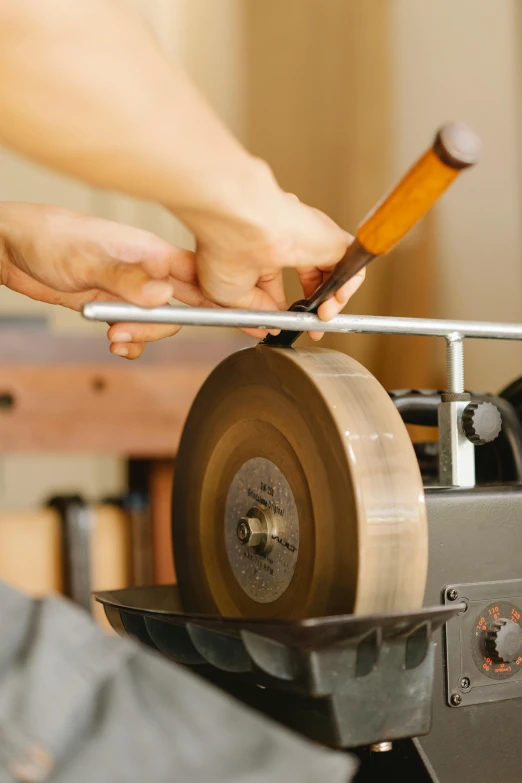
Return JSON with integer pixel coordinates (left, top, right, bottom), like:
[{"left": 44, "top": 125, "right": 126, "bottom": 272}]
[{"left": 0, "top": 0, "right": 521, "bottom": 509}]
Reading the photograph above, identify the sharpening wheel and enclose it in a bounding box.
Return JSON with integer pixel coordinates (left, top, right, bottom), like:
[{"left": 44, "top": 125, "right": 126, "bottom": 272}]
[{"left": 172, "top": 344, "right": 428, "bottom": 619}]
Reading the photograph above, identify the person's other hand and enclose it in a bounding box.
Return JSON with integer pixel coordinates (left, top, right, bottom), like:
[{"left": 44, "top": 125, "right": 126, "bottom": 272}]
[
  {"left": 182, "top": 164, "right": 365, "bottom": 341},
  {"left": 0, "top": 202, "right": 214, "bottom": 359}
]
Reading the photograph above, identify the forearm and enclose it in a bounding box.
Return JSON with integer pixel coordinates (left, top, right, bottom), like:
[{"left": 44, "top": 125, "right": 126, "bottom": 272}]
[
  {"left": 0, "top": 0, "right": 277, "bottom": 226},
  {"left": 0, "top": 0, "right": 353, "bottom": 317}
]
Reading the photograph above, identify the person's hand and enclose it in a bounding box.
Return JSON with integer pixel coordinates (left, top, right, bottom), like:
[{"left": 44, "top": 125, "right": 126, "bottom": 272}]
[
  {"left": 177, "top": 162, "right": 365, "bottom": 341},
  {"left": 0, "top": 202, "right": 214, "bottom": 359},
  {"left": 0, "top": 2, "right": 365, "bottom": 346}
]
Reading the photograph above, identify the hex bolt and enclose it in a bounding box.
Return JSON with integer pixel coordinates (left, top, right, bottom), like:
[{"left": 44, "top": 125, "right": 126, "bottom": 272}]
[
  {"left": 446, "top": 333, "right": 465, "bottom": 394},
  {"left": 447, "top": 588, "right": 459, "bottom": 601},
  {"left": 236, "top": 507, "right": 275, "bottom": 554},
  {"left": 450, "top": 693, "right": 462, "bottom": 706},
  {"left": 237, "top": 516, "right": 265, "bottom": 548},
  {"left": 460, "top": 677, "right": 470, "bottom": 690}
]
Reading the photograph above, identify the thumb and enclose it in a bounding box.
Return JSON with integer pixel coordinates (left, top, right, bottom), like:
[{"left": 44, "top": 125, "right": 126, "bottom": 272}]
[{"left": 83, "top": 260, "right": 174, "bottom": 306}]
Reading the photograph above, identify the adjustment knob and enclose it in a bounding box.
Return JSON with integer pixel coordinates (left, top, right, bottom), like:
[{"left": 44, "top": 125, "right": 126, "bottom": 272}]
[
  {"left": 485, "top": 618, "right": 522, "bottom": 663},
  {"left": 462, "top": 401, "right": 502, "bottom": 445}
]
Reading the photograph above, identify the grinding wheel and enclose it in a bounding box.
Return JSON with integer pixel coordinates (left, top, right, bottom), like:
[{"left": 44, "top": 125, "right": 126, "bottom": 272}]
[{"left": 172, "top": 345, "right": 428, "bottom": 619}]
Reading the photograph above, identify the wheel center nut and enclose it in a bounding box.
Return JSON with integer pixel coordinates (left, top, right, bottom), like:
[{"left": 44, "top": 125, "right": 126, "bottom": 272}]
[{"left": 236, "top": 506, "right": 274, "bottom": 554}]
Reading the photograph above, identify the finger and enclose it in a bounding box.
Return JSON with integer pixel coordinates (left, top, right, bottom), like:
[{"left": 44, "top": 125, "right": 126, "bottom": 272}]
[
  {"left": 257, "top": 271, "right": 288, "bottom": 311},
  {"left": 295, "top": 227, "right": 355, "bottom": 299},
  {"left": 306, "top": 268, "right": 365, "bottom": 342},
  {"left": 229, "top": 285, "right": 284, "bottom": 337},
  {"left": 317, "top": 269, "right": 366, "bottom": 322},
  {"left": 308, "top": 330, "right": 325, "bottom": 342},
  {"left": 108, "top": 318, "right": 271, "bottom": 344},
  {"left": 102, "top": 231, "right": 202, "bottom": 305},
  {"left": 142, "top": 245, "right": 196, "bottom": 281},
  {"left": 240, "top": 327, "right": 280, "bottom": 338},
  {"left": 171, "top": 279, "right": 215, "bottom": 308},
  {"left": 98, "top": 220, "right": 195, "bottom": 281},
  {"left": 242, "top": 328, "right": 272, "bottom": 339},
  {"left": 83, "top": 259, "right": 174, "bottom": 307},
  {"left": 108, "top": 322, "right": 183, "bottom": 344},
  {"left": 296, "top": 267, "right": 324, "bottom": 300},
  {"left": 110, "top": 341, "right": 146, "bottom": 360},
  {"left": 254, "top": 273, "right": 287, "bottom": 337}
]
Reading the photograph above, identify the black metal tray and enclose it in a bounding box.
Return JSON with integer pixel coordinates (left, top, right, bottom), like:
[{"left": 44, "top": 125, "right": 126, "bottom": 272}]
[{"left": 95, "top": 585, "right": 460, "bottom": 749}]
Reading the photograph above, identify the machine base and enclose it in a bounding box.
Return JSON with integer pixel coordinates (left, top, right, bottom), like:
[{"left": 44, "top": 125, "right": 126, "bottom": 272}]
[
  {"left": 95, "top": 485, "right": 522, "bottom": 782},
  {"left": 417, "top": 486, "right": 522, "bottom": 783}
]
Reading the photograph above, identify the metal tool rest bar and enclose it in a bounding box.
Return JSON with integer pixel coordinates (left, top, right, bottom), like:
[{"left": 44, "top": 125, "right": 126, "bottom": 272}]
[{"left": 83, "top": 303, "right": 522, "bottom": 489}]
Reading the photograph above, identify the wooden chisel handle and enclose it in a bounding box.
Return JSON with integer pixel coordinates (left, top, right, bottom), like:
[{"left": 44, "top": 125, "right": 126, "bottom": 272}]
[
  {"left": 264, "top": 121, "right": 482, "bottom": 347},
  {"left": 358, "top": 122, "right": 481, "bottom": 256}
]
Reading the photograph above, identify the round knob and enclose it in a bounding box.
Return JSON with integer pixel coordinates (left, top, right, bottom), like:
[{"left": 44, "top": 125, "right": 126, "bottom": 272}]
[
  {"left": 485, "top": 618, "right": 522, "bottom": 663},
  {"left": 462, "top": 401, "right": 502, "bottom": 445}
]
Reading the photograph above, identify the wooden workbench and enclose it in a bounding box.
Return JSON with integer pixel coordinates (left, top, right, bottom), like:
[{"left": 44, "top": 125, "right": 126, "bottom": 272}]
[
  {"left": 0, "top": 326, "right": 248, "bottom": 583},
  {"left": 0, "top": 328, "right": 245, "bottom": 453}
]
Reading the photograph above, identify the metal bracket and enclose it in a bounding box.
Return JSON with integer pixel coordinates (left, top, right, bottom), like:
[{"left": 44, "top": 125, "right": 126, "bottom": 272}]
[
  {"left": 438, "top": 399, "right": 475, "bottom": 487},
  {"left": 438, "top": 333, "right": 475, "bottom": 488}
]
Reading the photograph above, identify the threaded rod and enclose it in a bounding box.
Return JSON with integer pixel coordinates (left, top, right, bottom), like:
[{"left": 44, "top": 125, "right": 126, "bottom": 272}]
[{"left": 446, "top": 333, "right": 464, "bottom": 393}]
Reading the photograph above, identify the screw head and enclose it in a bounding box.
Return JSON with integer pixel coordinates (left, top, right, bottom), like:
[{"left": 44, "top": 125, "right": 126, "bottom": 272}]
[
  {"left": 460, "top": 677, "right": 470, "bottom": 690},
  {"left": 447, "top": 588, "right": 459, "bottom": 601},
  {"left": 450, "top": 693, "right": 462, "bottom": 706}
]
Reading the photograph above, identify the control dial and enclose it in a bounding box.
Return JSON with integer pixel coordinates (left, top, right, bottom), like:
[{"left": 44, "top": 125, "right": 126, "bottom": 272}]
[
  {"left": 472, "top": 601, "right": 522, "bottom": 680},
  {"left": 485, "top": 618, "right": 522, "bottom": 663}
]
